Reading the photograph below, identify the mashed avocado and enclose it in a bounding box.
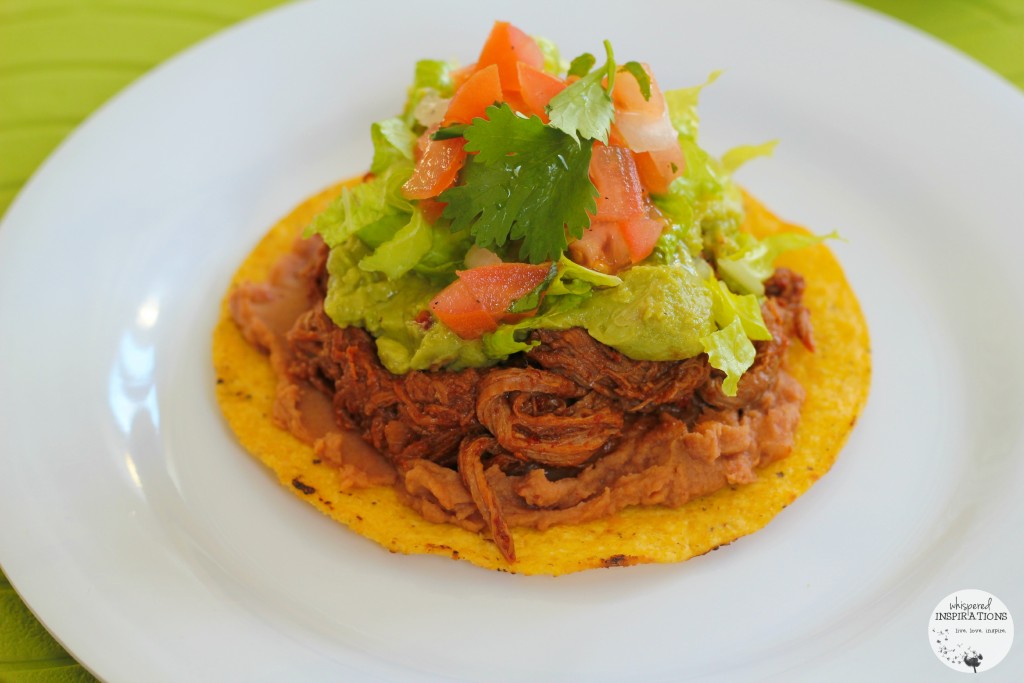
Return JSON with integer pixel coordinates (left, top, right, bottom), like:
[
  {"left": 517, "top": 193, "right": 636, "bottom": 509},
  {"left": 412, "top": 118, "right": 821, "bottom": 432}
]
[
  {"left": 324, "top": 235, "right": 715, "bottom": 373},
  {"left": 571, "top": 265, "right": 713, "bottom": 360}
]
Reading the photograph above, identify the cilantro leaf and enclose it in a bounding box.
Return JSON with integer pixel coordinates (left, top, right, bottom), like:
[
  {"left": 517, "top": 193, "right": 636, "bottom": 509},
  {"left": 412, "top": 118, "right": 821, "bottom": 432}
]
[
  {"left": 567, "top": 52, "right": 596, "bottom": 78},
  {"left": 439, "top": 104, "right": 597, "bottom": 263},
  {"left": 431, "top": 123, "right": 469, "bottom": 140},
  {"left": 547, "top": 40, "right": 616, "bottom": 143},
  {"left": 621, "top": 61, "right": 651, "bottom": 101}
]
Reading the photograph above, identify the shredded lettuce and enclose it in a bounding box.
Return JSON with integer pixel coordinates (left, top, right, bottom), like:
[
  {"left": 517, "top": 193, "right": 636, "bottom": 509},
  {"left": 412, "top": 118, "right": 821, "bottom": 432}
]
[
  {"left": 697, "top": 277, "right": 771, "bottom": 396},
  {"left": 705, "top": 278, "right": 772, "bottom": 341},
  {"left": 700, "top": 318, "right": 756, "bottom": 397},
  {"left": 412, "top": 224, "right": 472, "bottom": 278},
  {"left": 720, "top": 140, "right": 777, "bottom": 175},
  {"left": 664, "top": 71, "right": 720, "bottom": 140},
  {"left": 547, "top": 255, "right": 622, "bottom": 295},
  {"left": 370, "top": 118, "right": 416, "bottom": 174},
  {"left": 305, "top": 162, "right": 413, "bottom": 247},
  {"left": 402, "top": 59, "right": 455, "bottom": 127},
  {"left": 534, "top": 35, "right": 566, "bottom": 75},
  {"left": 355, "top": 213, "right": 407, "bottom": 249},
  {"left": 359, "top": 211, "right": 433, "bottom": 280},
  {"left": 718, "top": 230, "right": 838, "bottom": 295}
]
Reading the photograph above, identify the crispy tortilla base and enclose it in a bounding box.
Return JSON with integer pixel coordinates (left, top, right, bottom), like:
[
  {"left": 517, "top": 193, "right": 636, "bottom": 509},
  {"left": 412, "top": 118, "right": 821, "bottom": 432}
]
[{"left": 213, "top": 184, "right": 871, "bottom": 576}]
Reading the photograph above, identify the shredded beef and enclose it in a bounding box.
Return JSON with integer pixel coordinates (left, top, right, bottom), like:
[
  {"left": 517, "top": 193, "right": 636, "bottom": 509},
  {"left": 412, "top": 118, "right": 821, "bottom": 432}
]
[
  {"left": 527, "top": 328, "right": 710, "bottom": 411},
  {"left": 230, "top": 234, "right": 814, "bottom": 563},
  {"left": 288, "top": 306, "right": 480, "bottom": 468},
  {"left": 476, "top": 367, "right": 625, "bottom": 467}
]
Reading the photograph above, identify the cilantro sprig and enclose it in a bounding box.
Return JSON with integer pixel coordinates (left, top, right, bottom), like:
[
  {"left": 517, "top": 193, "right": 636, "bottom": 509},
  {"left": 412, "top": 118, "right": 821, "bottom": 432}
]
[
  {"left": 435, "top": 40, "right": 653, "bottom": 264},
  {"left": 439, "top": 104, "right": 598, "bottom": 263},
  {"left": 547, "top": 40, "right": 617, "bottom": 144}
]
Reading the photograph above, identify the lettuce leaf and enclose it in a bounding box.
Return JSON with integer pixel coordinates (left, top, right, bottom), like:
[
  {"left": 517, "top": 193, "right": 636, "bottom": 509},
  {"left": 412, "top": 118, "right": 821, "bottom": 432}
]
[
  {"left": 359, "top": 210, "right": 433, "bottom": 280},
  {"left": 305, "top": 162, "right": 413, "bottom": 247},
  {"left": 720, "top": 140, "right": 777, "bottom": 174},
  {"left": 547, "top": 255, "right": 622, "bottom": 295},
  {"left": 411, "top": 224, "right": 472, "bottom": 279},
  {"left": 534, "top": 35, "right": 566, "bottom": 75},
  {"left": 717, "top": 230, "right": 838, "bottom": 295},
  {"left": 705, "top": 278, "right": 772, "bottom": 340},
  {"left": 700, "top": 317, "right": 756, "bottom": 397},
  {"left": 370, "top": 117, "right": 415, "bottom": 174},
  {"left": 663, "top": 71, "right": 720, "bottom": 140},
  {"left": 698, "top": 276, "right": 772, "bottom": 396}
]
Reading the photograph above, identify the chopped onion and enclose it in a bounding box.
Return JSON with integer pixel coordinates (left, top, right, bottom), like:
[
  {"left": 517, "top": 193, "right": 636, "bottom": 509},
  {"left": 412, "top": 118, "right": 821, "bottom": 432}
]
[
  {"left": 464, "top": 245, "right": 503, "bottom": 269},
  {"left": 614, "top": 108, "right": 677, "bottom": 153},
  {"left": 414, "top": 90, "right": 451, "bottom": 128}
]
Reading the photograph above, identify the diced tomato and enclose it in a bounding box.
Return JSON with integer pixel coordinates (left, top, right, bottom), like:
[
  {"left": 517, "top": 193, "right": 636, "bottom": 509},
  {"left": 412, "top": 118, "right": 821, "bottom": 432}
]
[
  {"left": 418, "top": 197, "right": 447, "bottom": 223},
  {"left": 430, "top": 262, "right": 553, "bottom": 338},
  {"left": 634, "top": 145, "right": 686, "bottom": 194},
  {"left": 476, "top": 21, "right": 544, "bottom": 92},
  {"left": 590, "top": 144, "right": 647, "bottom": 220},
  {"left": 516, "top": 62, "right": 566, "bottom": 121},
  {"left": 429, "top": 280, "right": 498, "bottom": 339},
  {"left": 607, "top": 124, "right": 629, "bottom": 148},
  {"left": 611, "top": 63, "right": 666, "bottom": 116},
  {"left": 457, "top": 263, "right": 552, "bottom": 316},
  {"left": 402, "top": 136, "right": 466, "bottom": 200},
  {"left": 500, "top": 90, "right": 532, "bottom": 117},
  {"left": 568, "top": 220, "right": 633, "bottom": 275},
  {"left": 444, "top": 64, "right": 503, "bottom": 125},
  {"left": 568, "top": 212, "right": 665, "bottom": 273},
  {"left": 451, "top": 62, "right": 476, "bottom": 90},
  {"left": 620, "top": 216, "right": 665, "bottom": 262}
]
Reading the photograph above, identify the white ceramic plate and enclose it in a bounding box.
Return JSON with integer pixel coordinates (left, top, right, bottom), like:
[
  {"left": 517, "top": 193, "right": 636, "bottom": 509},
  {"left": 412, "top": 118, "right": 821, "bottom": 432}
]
[{"left": 2, "top": 1, "right": 1023, "bottom": 681}]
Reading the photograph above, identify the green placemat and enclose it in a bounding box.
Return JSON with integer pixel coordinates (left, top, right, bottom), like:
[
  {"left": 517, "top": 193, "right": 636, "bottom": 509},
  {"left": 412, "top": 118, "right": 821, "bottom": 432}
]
[{"left": 1, "top": 1, "right": 1022, "bottom": 680}]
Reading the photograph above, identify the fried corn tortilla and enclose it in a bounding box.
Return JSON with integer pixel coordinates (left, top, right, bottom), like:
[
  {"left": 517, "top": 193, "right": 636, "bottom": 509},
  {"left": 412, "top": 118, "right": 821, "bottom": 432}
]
[{"left": 213, "top": 183, "right": 870, "bottom": 576}]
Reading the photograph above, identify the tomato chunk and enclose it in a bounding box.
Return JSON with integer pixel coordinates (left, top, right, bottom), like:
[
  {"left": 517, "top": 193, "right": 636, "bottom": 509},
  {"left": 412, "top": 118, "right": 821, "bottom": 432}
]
[
  {"left": 430, "top": 262, "right": 553, "bottom": 338},
  {"left": 620, "top": 216, "right": 665, "bottom": 263},
  {"left": 634, "top": 145, "right": 685, "bottom": 194},
  {"left": 590, "top": 144, "right": 647, "bottom": 221},
  {"left": 516, "top": 62, "right": 566, "bottom": 121},
  {"left": 402, "top": 136, "right": 466, "bottom": 200},
  {"left": 457, "top": 263, "right": 552, "bottom": 316},
  {"left": 418, "top": 197, "right": 447, "bottom": 224},
  {"left": 450, "top": 62, "right": 476, "bottom": 91},
  {"left": 444, "top": 64, "right": 503, "bottom": 125},
  {"left": 568, "top": 220, "right": 632, "bottom": 275},
  {"left": 476, "top": 21, "right": 544, "bottom": 92},
  {"left": 429, "top": 280, "right": 498, "bottom": 339}
]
